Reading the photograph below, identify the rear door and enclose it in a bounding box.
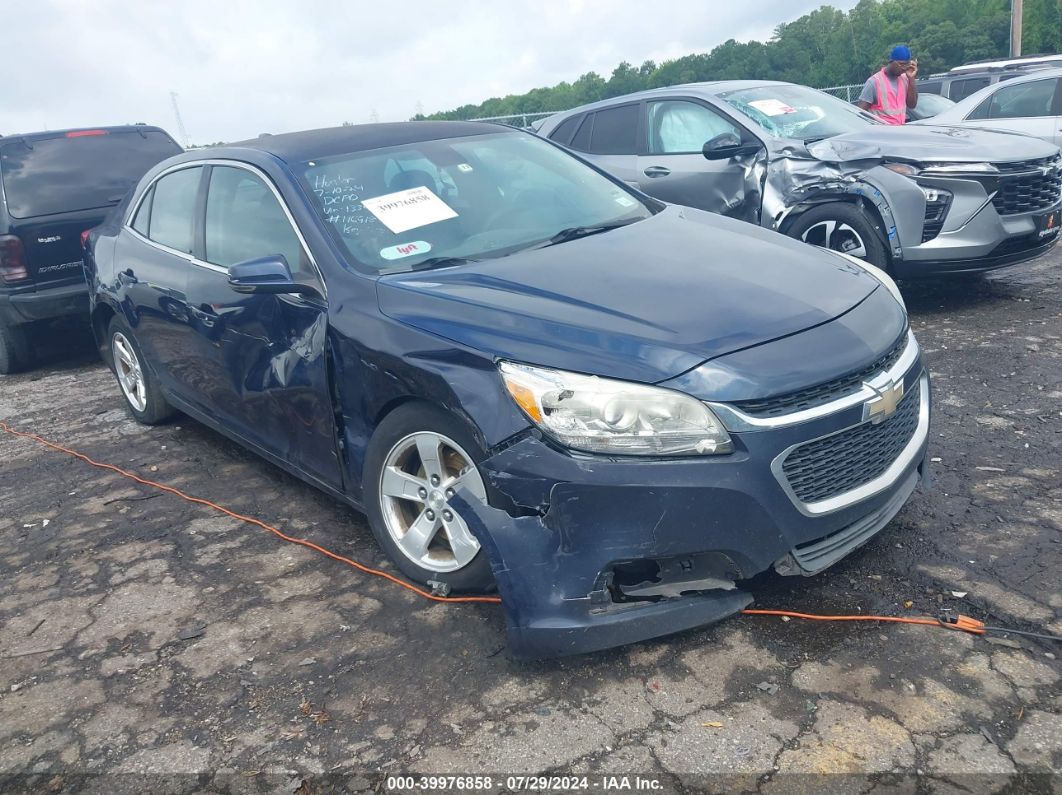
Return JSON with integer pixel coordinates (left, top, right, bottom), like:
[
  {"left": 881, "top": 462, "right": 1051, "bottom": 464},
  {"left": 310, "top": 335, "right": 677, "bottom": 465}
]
[
  {"left": 963, "top": 76, "right": 1060, "bottom": 143},
  {"left": 116, "top": 165, "right": 205, "bottom": 393},
  {"left": 182, "top": 162, "right": 341, "bottom": 490},
  {"left": 562, "top": 104, "right": 644, "bottom": 186},
  {"left": 635, "top": 98, "right": 762, "bottom": 222},
  {"left": 0, "top": 130, "right": 181, "bottom": 289}
]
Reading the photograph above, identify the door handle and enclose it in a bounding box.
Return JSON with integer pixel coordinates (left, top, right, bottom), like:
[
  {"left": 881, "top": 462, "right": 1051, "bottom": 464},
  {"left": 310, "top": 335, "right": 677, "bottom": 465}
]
[{"left": 643, "top": 166, "right": 671, "bottom": 178}]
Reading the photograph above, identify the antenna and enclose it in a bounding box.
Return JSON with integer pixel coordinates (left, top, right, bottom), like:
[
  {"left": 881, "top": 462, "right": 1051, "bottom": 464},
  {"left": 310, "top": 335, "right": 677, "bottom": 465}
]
[{"left": 169, "top": 91, "right": 190, "bottom": 148}]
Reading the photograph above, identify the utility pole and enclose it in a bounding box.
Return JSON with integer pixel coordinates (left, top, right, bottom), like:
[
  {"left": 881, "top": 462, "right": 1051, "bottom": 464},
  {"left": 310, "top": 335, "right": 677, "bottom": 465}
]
[
  {"left": 1010, "top": 0, "right": 1023, "bottom": 58},
  {"left": 169, "top": 91, "right": 191, "bottom": 148}
]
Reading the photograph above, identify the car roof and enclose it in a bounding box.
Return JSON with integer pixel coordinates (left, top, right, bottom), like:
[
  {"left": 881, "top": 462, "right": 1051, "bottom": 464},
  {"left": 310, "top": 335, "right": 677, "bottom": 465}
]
[
  {"left": 542, "top": 81, "right": 792, "bottom": 118},
  {"left": 927, "top": 66, "right": 1062, "bottom": 117},
  {"left": 0, "top": 124, "right": 171, "bottom": 141},
  {"left": 216, "top": 121, "right": 508, "bottom": 163},
  {"left": 949, "top": 54, "right": 1062, "bottom": 73}
]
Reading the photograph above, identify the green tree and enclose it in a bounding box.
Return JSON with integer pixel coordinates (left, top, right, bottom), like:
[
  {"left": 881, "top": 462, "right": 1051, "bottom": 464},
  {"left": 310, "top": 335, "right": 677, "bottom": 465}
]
[{"left": 419, "top": 0, "right": 1049, "bottom": 121}]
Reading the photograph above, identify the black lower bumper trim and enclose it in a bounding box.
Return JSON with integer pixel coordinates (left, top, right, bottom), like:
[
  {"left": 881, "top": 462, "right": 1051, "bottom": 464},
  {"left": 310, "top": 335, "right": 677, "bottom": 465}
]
[
  {"left": 506, "top": 589, "right": 753, "bottom": 660},
  {"left": 895, "top": 234, "right": 1058, "bottom": 278}
]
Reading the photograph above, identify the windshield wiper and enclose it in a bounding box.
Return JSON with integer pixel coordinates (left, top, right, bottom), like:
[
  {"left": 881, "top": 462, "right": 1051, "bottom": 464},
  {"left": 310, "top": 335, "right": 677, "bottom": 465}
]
[
  {"left": 534, "top": 219, "right": 638, "bottom": 249},
  {"left": 803, "top": 134, "right": 834, "bottom": 144},
  {"left": 406, "top": 256, "right": 478, "bottom": 271}
]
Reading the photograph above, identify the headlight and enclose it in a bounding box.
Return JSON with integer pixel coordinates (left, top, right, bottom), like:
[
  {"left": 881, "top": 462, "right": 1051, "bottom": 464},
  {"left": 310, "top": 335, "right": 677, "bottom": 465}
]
[
  {"left": 834, "top": 250, "right": 906, "bottom": 312},
  {"left": 920, "top": 162, "right": 999, "bottom": 175},
  {"left": 884, "top": 162, "right": 920, "bottom": 177},
  {"left": 498, "top": 362, "right": 733, "bottom": 456}
]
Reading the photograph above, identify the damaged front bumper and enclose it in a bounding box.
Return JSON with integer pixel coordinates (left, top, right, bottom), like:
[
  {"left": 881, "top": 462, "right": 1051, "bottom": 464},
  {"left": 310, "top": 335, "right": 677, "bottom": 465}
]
[{"left": 457, "top": 360, "right": 930, "bottom": 659}]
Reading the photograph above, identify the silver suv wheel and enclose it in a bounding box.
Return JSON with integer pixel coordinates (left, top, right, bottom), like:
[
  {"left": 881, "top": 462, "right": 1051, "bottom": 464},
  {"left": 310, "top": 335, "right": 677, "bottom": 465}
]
[{"left": 800, "top": 219, "right": 868, "bottom": 259}]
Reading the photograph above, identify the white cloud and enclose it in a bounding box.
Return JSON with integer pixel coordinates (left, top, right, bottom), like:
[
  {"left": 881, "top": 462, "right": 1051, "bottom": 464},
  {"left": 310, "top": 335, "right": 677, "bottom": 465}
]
[{"left": 3, "top": 0, "right": 857, "bottom": 144}]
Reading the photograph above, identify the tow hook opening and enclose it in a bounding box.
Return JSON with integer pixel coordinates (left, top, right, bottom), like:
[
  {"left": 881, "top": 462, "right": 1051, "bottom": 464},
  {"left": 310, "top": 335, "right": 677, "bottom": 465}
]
[{"left": 606, "top": 553, "right": 743, "bottom": 603}]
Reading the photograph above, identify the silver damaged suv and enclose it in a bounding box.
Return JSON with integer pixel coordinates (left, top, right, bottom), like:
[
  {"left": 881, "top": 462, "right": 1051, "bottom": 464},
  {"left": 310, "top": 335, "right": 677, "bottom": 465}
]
[{"left": 538, "top": 80, "right": 1062, "bottom": 277}]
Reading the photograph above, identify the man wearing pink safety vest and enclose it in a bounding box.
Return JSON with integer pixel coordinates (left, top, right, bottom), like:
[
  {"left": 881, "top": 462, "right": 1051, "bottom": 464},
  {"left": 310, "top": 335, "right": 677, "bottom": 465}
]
[{"left": 856, "top": 45, "right": 919, "bottom": 125}]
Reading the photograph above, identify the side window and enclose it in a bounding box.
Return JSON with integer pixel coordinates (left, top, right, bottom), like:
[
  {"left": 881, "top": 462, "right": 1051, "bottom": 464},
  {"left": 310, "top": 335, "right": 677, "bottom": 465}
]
[
  {"left": 647, "top": 100, "right": 741, "bottom": 154},
  {"left": 918, "top": 81, "right": 942, "bottom": 95},
  {"left": 147, "top": 167, "right": 202, "bottom": 254},
  {"left": 204, "top": 165, "right": 308, "bottom": 276},
  {"left": 131, "top": 185, "right": 153, "bottom": 236},
  {"left": 977, "top": 78, "right": 1058, "bottom": 119},
  {"left": 949, "top": 77, "right": 990, "bottom": 102},
  {"left": 587, "top": 104, "right": 639, "bottom": 155},
  {"left": 548, "top": 115, "right": 581, "bottom": 146},
  {"left": 569, "top": 114, "right": 593, "bottom": 152}
]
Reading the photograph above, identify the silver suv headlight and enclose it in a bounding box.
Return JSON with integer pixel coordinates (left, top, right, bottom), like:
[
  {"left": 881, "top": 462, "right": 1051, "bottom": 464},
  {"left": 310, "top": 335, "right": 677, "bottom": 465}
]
[
  {"left": 834, "top": 250, "right": 906, "bottom": 312},
  {"left": 499, "top": 362, "right": 733, "bottom": 456}
]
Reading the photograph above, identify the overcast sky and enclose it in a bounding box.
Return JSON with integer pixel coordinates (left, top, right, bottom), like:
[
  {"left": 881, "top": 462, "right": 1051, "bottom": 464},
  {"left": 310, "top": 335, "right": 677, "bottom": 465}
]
[{"left": 6, "top": 0, "right": 858, "bottom": 145}]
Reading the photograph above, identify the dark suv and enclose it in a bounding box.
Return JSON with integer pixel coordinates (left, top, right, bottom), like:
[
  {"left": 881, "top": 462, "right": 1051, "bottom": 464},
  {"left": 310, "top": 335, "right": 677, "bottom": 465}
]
[{"left": 0, "top": 125, "right": 182, "bottom": 372}]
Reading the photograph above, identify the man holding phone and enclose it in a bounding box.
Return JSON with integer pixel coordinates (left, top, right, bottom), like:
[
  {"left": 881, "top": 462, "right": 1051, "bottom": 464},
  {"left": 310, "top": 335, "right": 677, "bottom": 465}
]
[{"left": 856, "top": 45, "right": 919, "bottom": 125}]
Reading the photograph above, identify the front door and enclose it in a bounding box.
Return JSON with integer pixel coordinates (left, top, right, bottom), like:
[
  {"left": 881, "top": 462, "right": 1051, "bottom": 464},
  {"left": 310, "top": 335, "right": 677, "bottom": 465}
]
[
  {"left": 182, "top": 163, "right": 342, "bottom": 491},
  {"left": 635, "top": 99, "right": 763, "bottom": 222}
]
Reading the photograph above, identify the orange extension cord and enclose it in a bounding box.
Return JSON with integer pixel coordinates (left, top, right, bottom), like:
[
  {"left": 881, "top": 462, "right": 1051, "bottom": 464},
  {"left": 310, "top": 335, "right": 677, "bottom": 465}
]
[
  {"left": 1, "top": 419, "right": 991, "bottom": 635},
  {"left": 0, "top": 420, "right": 500, "bottom": 606}
]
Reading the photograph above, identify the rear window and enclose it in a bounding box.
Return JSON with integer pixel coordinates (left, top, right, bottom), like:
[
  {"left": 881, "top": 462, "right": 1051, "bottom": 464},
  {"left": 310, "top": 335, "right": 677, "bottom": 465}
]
[{"left": 0, "top": 130, "right": 181, "bottom": 219}]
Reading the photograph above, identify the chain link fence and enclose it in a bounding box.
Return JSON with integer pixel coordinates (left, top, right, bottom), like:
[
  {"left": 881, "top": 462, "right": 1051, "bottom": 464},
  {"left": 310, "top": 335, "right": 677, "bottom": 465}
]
[
  {"left": 470, "top": 83, "right": 866, "bottom": 127},
  {"left": 817, "top": 83, "right": 863, "bottom": 103}
]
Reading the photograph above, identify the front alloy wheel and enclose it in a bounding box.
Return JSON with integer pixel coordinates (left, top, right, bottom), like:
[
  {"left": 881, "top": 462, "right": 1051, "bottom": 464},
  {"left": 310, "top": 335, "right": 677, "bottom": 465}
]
[
  {"left": 799, "top": 219, "right": 868, "bottom": 259},
  {"left": 378, "top": 431, "right": 488, "bottom": 573},
  {"left": 788, "top": 203, "right": 889, "bottom": 269}
]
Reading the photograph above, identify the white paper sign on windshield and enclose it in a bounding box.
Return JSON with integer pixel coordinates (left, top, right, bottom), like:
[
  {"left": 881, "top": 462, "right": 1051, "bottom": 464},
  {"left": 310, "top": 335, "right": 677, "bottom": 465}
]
[
  {"left": 361, "top": 186, "right": 458, "bottom": 234},
  {"left": 748, "top": 99, "right": 797, "bottom": 116}
]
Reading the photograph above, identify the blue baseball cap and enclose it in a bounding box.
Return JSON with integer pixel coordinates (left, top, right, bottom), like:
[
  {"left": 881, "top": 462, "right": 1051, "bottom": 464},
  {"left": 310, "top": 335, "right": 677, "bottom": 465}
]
[{"left": 890, "top": 45, "right": 912, "bottom": 61}]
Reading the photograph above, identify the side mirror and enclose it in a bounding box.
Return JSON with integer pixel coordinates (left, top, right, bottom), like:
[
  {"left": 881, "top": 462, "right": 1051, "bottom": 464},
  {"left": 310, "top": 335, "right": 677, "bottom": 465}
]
[
  {"left": 702, "top": 133, "right": 762, "bottom": 161},
  {"left": 228, "top": 256, "right": 319, "bottom": 297}
]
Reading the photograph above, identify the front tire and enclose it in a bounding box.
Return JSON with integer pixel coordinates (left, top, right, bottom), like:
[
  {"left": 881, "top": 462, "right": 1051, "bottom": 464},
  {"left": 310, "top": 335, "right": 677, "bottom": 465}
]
[
  {"left": 788, "top": 203, "right": 889, "bottom": 269},
  {"left": 363, "top": 402, "right": 495, "bottom": 593},
  {"left": 107, "top": 317, "right": 175, "bottom": 425}
]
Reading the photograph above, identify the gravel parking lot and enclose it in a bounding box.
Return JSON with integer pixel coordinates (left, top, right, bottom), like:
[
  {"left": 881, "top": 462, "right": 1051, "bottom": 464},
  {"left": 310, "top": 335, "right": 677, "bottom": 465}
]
[{"left": 1, "top": 253, "right": 1060, "bottom": 793}]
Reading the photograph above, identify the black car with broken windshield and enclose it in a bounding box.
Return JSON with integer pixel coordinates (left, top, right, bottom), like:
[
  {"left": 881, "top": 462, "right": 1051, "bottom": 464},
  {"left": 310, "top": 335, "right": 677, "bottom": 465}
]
[
  {"left": 538, "top": 80, "right": 1061, "bottom": 277},
  {"left": 86, "top": 122, "right": 926, "bottom": 657}
]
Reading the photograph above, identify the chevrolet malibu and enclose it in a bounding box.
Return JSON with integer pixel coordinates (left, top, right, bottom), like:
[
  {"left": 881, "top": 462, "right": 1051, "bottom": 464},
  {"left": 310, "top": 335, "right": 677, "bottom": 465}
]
[{"left": 85, "top": 122, "right": 930, "bottom": 658}]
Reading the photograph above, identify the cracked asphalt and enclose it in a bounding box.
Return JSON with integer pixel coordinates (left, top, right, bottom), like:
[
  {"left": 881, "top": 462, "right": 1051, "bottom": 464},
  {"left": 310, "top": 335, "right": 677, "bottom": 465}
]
[{"left": 1, "top": 252, "right": 1060, "bottom": 794}]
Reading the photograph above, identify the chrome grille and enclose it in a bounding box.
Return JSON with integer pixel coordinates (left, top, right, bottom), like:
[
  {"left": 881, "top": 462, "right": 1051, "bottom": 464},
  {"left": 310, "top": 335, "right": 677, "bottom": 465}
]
[
  {"left": 733, "top": 334, "right": 907, "bottom": 419},
  {"left": 781, "top": 378, "right": 921, "bottom": 504}
]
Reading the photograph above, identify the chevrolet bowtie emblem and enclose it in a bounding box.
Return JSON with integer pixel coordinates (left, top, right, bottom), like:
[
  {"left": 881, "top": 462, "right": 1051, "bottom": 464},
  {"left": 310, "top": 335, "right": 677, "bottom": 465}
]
[{"left": 863, "top": 375, "right": 904, "bottom": 424}]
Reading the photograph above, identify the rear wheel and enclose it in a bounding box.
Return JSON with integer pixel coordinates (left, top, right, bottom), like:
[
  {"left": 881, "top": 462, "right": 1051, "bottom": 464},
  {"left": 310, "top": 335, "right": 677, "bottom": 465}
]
[
  {"left": 788, "top": 203, "right": 889, "bottom": 269},
  {"left": 0, "top": 321, "right": 30, "bottom": 375},
  {"left": 364, "top": 403, "right": 495, "bottom": 593},
  {"left": 107, "top": 317, "right": 175, "bottom": 425}
]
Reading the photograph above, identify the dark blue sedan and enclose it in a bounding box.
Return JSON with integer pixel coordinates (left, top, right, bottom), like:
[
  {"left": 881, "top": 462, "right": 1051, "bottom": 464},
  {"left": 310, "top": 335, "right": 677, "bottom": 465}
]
[{"left": 85, "top": 122, "right": 930, "bottom": 658}]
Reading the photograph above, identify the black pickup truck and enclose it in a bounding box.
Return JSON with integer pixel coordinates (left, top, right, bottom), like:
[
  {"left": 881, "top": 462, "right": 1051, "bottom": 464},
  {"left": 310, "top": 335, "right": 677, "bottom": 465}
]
[{"left": 0, "top": 125, "right": 182, "bottom": 373}]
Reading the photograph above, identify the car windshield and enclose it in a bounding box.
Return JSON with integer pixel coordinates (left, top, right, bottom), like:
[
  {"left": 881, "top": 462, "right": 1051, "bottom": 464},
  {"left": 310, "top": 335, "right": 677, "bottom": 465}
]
[
  {"left": 720, "top": 84, "right": 877, "bottom": 141},
  {"left": 298, "top": 131, "right": 653, "bottom": 273},
  {"left": 914, "top": 93, "right": 955, "bottom": 115}
]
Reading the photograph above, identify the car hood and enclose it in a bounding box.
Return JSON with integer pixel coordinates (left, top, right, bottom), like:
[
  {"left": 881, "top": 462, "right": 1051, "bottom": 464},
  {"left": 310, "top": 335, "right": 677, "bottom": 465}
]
[
  {"left": 376, "top": 207, "right": 882, "bottom": 384},
  {"left": 806, "top": 124, "right": 1060, "bottom": 165}
]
